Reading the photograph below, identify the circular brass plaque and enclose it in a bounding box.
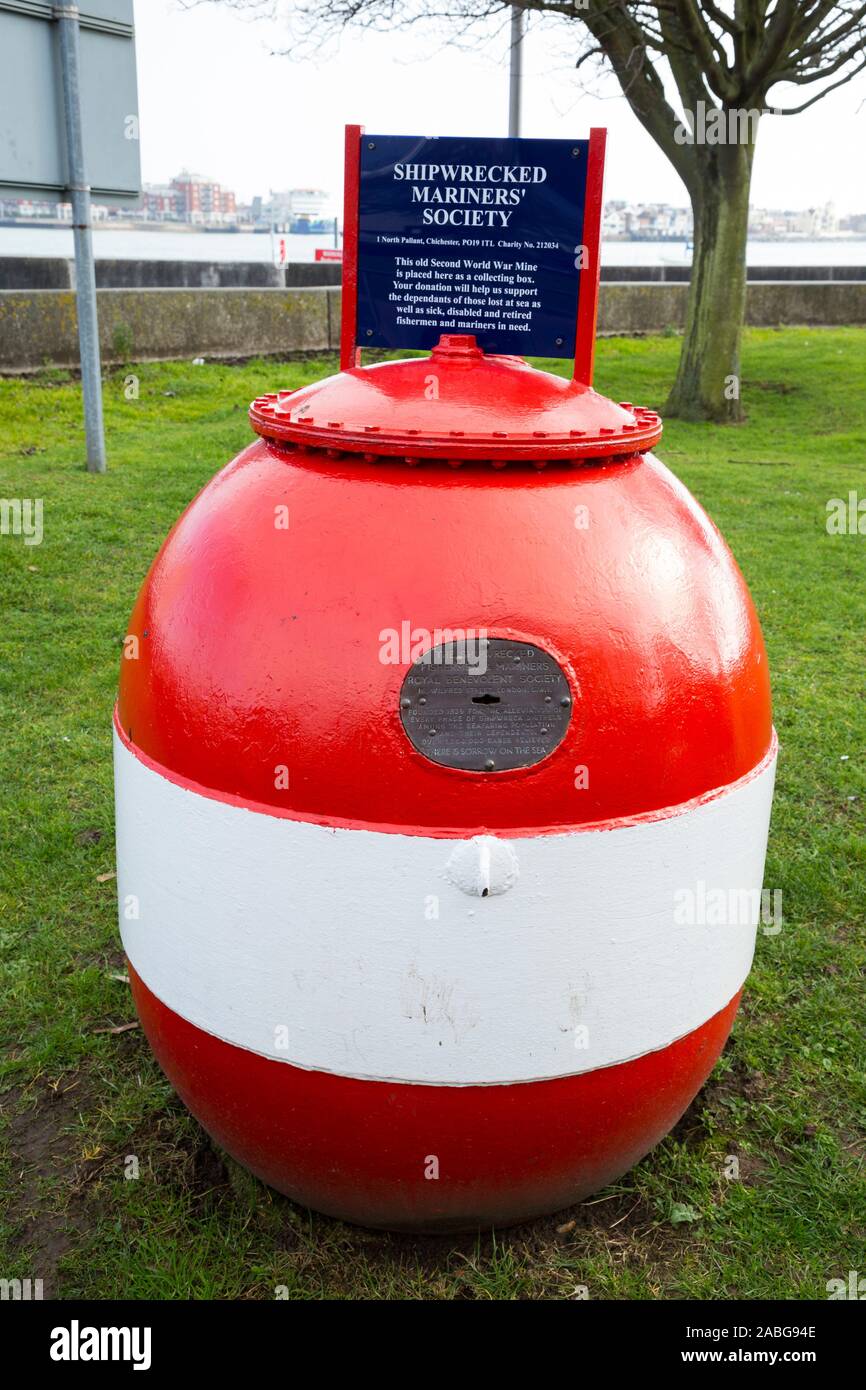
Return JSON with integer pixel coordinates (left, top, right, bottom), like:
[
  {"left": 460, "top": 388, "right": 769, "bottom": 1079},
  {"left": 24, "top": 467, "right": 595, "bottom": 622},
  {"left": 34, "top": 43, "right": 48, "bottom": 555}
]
[{"left": 399, "top": 637, "right": 572, "bottom": 772}]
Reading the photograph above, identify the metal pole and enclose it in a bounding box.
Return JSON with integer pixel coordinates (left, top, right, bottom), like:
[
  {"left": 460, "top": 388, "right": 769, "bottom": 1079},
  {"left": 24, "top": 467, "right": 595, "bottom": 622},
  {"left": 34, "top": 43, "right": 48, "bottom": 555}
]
[
  {"left": 54, "top": 3, "right": 106, "bottom": 473},
  {"left": 508, "top": 5, "right": 523, "bottom": 138}
]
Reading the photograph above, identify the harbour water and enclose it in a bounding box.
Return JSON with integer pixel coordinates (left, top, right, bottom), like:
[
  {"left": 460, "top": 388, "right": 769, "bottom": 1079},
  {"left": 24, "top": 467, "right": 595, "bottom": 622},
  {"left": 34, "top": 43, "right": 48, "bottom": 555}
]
[{"left": 2, "top": 225, "right": 866, "bottom": 267}]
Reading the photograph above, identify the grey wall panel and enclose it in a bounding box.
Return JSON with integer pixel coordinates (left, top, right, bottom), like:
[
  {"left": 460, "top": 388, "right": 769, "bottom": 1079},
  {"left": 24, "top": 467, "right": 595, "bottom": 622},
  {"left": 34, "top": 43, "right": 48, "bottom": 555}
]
[{"left": 0, "top": 1, "right": 140, "bottom": 203}]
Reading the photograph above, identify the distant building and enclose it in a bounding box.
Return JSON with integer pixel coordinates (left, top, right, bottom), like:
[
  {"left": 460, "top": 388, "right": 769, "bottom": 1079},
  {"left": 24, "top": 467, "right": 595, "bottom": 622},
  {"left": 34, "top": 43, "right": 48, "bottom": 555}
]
[
  {"left": 602, "top": 201, "right": 693, "bottom": 240},
  {"left": 265, "top": 188, "right": 332, "bottom": 232},
  {"left": 56, "top": 201, "right": 109, "bottom": 222},
  {"left": 602, "top": 203, "right": 626, "bottom": 237},
  {"left": 814, "top": 201, "right": 838, "bottom": 236},
  {"left": 748, "top": 200, "right": 839, "bottom": 238},
  {"left": 142, "top": 183, "right": 179, "bottom": 221},
  {"left": 170, "top": 171, "right": 238, "bottom": 224},
  {"left": 0, "top": 196, "right": 57, "bottom": 219}
]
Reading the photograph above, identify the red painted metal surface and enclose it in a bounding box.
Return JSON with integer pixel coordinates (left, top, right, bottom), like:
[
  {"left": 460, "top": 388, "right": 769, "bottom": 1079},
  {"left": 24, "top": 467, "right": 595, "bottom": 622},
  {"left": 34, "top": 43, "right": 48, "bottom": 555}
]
[
  {"left": 130, "top": 961, "right": 741, "bottom": 1231},
  {"left": 117, "top": 335, "right": 772, "bottom": 1229},
  {"left": 339, "top": 124, "right": 362, "bottom": 371},
  {"left": 573, "top": 127, "right": 606, "bottom": 386},
  {"left": 118, "top": 344, "right": 771, "bottom": 834},
  {"left": 249, "top": 333, "right": 660, "bottom": 462}
]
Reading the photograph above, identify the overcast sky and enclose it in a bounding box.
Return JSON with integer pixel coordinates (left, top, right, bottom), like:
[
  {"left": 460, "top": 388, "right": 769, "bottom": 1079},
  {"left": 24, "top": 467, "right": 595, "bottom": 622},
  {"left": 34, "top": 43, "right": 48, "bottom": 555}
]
[{"left": 134, "top": 0, "right": 866, "bottom": 215}]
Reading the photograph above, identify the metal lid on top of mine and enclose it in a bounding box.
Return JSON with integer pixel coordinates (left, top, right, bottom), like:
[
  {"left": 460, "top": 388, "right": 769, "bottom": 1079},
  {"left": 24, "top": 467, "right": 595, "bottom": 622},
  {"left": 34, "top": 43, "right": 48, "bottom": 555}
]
[{"left": 249, "top": 333, "right": 662, "bottom": 467}]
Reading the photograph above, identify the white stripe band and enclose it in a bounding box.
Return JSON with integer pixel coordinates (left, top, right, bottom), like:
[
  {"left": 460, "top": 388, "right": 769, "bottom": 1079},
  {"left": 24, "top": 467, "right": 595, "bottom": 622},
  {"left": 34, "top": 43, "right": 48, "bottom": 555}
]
[{"left": 114, "top": 730, "right": 776, "bottom": 1086}]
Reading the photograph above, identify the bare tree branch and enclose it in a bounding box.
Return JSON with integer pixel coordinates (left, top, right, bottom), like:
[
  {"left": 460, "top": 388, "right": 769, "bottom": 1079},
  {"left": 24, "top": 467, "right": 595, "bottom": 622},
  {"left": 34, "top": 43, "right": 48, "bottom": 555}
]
[{"left": 194, "top": 0, "right": 866, "bottom": 420}]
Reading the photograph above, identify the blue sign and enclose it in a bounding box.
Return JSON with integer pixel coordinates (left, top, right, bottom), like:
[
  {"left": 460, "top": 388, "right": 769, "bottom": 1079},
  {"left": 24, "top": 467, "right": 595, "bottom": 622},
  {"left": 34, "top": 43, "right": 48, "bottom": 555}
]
[{"left": 357, "top": 135, "right": 589, "bottom": 358}]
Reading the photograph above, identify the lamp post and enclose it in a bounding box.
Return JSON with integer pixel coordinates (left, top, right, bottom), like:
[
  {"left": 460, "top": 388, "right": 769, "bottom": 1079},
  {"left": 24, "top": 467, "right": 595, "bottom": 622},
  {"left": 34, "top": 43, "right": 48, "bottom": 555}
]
[
  {"left": 508, "top": 5, "right": 523, "bottom": 138},
  {"left": 55, "top": 3, "right": 106, "bottom": 473}
]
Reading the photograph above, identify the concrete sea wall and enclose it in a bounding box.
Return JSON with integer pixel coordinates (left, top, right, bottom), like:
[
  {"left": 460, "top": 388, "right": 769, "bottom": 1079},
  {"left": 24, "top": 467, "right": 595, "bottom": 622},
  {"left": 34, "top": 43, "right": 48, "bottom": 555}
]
[{"left": 1, "top": 279, "right": 865, "bottom": 372}]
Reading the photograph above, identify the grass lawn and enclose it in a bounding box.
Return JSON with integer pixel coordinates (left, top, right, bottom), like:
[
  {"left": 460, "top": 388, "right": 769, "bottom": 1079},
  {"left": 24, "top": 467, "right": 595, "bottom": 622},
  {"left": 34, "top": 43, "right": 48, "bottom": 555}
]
[{"left": 1, "top": 327, "right": 864, "bottom": 1300}]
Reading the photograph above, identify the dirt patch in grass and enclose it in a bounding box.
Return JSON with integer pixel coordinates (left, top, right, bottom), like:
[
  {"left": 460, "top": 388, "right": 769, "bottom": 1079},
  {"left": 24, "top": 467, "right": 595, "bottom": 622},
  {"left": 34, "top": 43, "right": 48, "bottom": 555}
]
[
  {"left": 179, "top": 1129, "right": 231, "bottom": 1200},
  {"left": 74, "top": 1095, "right": 231, "bottom": 1206},
  {"left": 3, "top": 1073, "right": 97, "bottom": 1294},
  {"left": 259, "top": 1179, "right": 689, "bottom": 1300},
  {"left": 745, "top": 380, "right": 802, "bottom": 395}
]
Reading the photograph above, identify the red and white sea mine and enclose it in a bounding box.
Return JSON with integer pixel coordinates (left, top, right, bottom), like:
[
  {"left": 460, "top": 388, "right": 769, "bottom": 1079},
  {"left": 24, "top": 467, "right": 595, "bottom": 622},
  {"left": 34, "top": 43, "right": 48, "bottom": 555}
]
[{"left": 114, "top": 334, "right": 775, "bottom": 1229}]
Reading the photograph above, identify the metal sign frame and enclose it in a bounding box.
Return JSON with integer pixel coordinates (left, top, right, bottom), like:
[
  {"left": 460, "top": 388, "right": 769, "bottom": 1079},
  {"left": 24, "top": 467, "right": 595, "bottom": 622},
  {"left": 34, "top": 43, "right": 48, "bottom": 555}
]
[{"left": 340, "top": 124, "right": 606, "bottom": 385}]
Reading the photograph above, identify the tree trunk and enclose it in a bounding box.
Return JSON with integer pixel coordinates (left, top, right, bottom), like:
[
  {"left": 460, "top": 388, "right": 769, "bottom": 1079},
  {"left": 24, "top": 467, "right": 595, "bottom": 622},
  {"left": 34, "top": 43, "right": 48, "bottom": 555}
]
[{"left": 665, "top": 140, "right": 755, "bottom": 423}]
